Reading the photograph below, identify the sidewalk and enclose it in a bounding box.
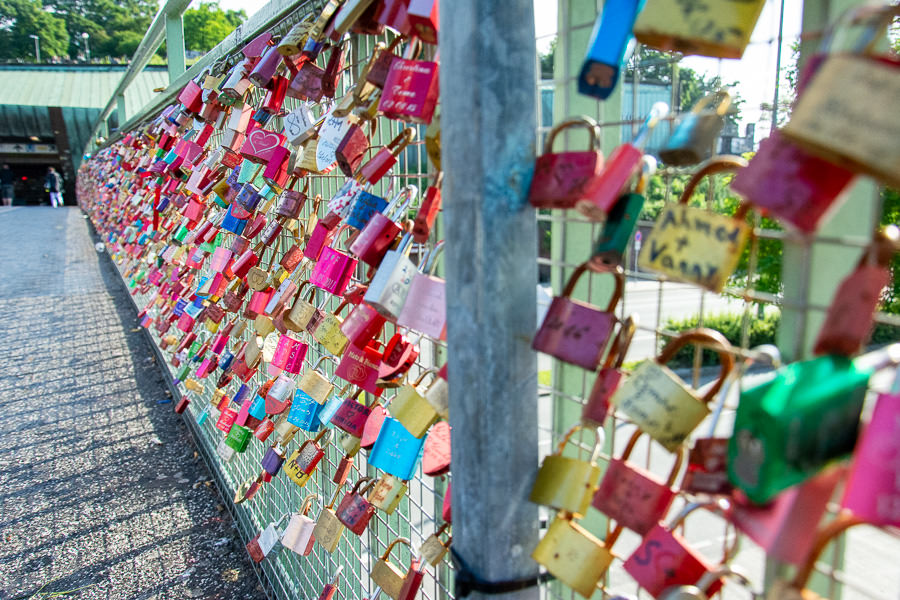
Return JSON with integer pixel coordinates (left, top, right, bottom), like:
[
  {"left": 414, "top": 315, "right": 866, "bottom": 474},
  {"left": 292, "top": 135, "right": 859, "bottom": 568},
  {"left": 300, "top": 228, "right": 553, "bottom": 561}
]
[{"left": 0, "top": 207, "right": 266, "bottom": 600}]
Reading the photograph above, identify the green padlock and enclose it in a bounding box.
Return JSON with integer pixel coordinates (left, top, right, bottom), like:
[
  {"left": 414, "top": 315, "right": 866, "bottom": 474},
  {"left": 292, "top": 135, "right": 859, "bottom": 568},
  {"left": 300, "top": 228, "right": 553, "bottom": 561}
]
[
  {"left": 728, "top": 354, "right": 870, "bottom": 504},
  {"left": 225, "top": 424, "right": 253, "bottom": 452},
  {"left": 590, "top": 156, "right": 653, "bottom": 268}
]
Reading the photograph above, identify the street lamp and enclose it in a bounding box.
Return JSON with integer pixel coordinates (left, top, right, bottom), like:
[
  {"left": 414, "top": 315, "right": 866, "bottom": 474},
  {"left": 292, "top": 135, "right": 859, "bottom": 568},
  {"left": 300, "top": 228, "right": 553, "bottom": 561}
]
[
  {"left": 29, "top": 34, "right": 40, "bottom": 63},
  {"left": 81, "top": 32, "right": 90, "bottom": 63}
]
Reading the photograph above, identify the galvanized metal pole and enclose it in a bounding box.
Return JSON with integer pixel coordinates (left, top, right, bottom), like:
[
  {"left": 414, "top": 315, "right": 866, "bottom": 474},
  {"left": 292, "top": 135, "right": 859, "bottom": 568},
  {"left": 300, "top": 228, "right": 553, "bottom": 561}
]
[
  {"left": 116, "top": 93, "right": 127, "bottom": 128},
  {"left": 166, "top": 12, "right": 187, "bottom": 82},
  {"left": 441, "top": 2, "right": 540, "bottom": 600}
]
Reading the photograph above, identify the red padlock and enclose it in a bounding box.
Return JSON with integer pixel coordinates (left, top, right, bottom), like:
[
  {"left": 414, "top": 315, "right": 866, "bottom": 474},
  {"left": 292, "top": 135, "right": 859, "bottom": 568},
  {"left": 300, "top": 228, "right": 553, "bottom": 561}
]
[
  {"left": 359, "top": 128, "right": 417, "bottom": 185},
  {"left": 412, "top": 173, "right": 442, "bottom": 243},
  {"left": 582, "top": 315, "right": 636, "bottom": 425},
  {"left": 378, "top": 42, "right": 439, "bottom": 124},
  {"left": 336, "top": 477, "right": 378, "bottom": 535},
  {"left": 528, "top": 118, "right": 604, "bottom": 209}
]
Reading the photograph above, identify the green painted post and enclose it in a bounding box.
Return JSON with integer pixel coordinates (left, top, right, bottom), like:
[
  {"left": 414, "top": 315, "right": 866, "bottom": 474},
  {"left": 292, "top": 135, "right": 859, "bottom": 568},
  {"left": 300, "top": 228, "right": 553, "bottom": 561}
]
[
  {"left": 166, "top": 12, "right": 186, "bottom": 83},
  {"left": 117, "top": 93, "right": 127, "bottom": 128}
]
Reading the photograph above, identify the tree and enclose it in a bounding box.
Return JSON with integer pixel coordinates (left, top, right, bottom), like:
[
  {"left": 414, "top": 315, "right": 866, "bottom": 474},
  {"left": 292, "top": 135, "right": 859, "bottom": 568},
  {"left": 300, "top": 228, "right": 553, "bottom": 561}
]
[
  {"left": 183, "top": 1, "right": 246, "bottom": 54},
  {"left": 41, "top": 0, "right": 157, "bottom": 60},
  {"left": 0, "top": 0, "right": 69, "bottom": 60},
  {"left": 539, "top": 37, "right": 556, "bottom": 80}
]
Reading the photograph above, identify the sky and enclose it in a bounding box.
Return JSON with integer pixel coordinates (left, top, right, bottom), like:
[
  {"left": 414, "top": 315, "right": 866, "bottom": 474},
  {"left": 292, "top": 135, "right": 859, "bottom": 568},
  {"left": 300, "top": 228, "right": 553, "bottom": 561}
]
[{"left": 208, "top": 0, "right": 803, "bottom": 137}]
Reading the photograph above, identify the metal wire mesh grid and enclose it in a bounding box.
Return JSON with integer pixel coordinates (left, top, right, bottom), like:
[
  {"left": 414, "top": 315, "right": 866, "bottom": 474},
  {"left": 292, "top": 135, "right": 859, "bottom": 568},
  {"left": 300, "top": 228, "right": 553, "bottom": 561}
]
[
  {"left": 533, "top": 1, "right": 900, "bottom": 599},
  {"left": 120, "top": 6, "right": 452, "bottom": 600}
]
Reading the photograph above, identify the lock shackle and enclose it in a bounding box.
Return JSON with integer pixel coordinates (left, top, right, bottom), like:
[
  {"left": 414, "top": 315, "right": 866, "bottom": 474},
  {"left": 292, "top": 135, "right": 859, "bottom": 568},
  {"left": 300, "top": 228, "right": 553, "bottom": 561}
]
[
  {"left": 668, "top": 498, "right": 738, "bottom": 564},
  {"left": 433, "top": 522, "right": 451, "bottom": 537},
  {"left": 401, "top": 37, "right": 423, "bottom": 60},
  {"left": 332, "top": 297, "right": 353, "bottom": 318},
  {"left": 561, "top": 262, "right": 625, "bottom": 314},
  {"left": 360, "top": 478, "right": 379, "bottom": 495},
  {"left": 381, "top": 537, "right": 412, "bottom": 561},
  {"left": 311, "top": 427, "right": 334, "bottom": 447},
  {"left": 656, "top": 328, "right": 735, "bottom": 403},
  {"left": 410, "top": 367, "right": 440, "bottom": 388},
  {"left": 324, "top": 482, "right": 345, "bottom": 510},
  {"left": 395, "top": 232, "right": 415, "bottom": 256},
  {"left": 387, "top": 128, "right": 417, "bottom": 157},
  {"left": 619, "top": 429, "right": 685, "bottom": 487},
  {"left": 349, "top": 475, "right": 373, "bottom": 496},
  {"left": 695, "top": 566, "right": 757, "bottom": 598},
  {"left": 311, "top": 354, "right": 340, "bottom": 372},
  {"left": 273, "top": 512, "right": 292, "bottom": 529},
  {"left": 423, "top": 241, "right": 445, "bottom": 276},
  {"left": 793, "top": 511, "right": 864, "bottom": 589},
  {"left": 555, "top": 423, "right": 604, "bottom": 463},
  {"left": 300, "top": 493, "right": 319, "bottom": 515},
  {"left": 686, "top": 90, "right": 732, "bottom": 118},
  {"left": 543, "top": 116, "right": 602, "bottom": 154},
  {"left": 384, "top": 185, "right": 418, "bottom": 221},
  {"left": 602, "top": 314, "right": 639, "bottom": 369},
  {"left": 678, "top": 155, "right": 750, "bottom": 220}
]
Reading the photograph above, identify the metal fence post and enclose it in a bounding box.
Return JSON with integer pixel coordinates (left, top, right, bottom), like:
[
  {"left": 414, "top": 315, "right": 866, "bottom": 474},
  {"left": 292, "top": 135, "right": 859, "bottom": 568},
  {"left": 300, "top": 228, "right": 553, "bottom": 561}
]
[
  {"left": 166, "top": 11, "right": 187, "bottom": 82},
  {"left": 441, "top": 2, "right": 541, "bottom": 600}
]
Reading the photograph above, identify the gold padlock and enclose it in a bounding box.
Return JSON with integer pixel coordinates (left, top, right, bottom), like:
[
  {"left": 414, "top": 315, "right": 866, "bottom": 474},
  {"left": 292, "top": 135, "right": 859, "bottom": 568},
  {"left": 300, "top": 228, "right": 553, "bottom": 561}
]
[
  {"left": 312, "top": 299, "right": 352, "bottom": 356},
  {"left": 424, "top": 375, "right": 448, "bottom": 419},
  {"left": 368, "top": 473, "right": 408, "bottom": 514},
  {"left": 529, "top": 424, "right": 603, "bottom": 517},
  {"left": 284, "top": 283, "right": 317, "bottom": 332},
  {"left": 391, "top": 368, "right": 441, "bottom": 438},
  {"left": 313, "top": 485, "right": 346, "bottom": 553},
  {"left": 418, "top": 523, "right": 451, "bottom": 566},
  {"left": 531, "top": 516, "right": 621, "bottom": 598},
  {"left": 610, "top": 329, "right": 734, "bottom": 452},
  {"left": 255, "top": 314, "right": 275, "bottom": 338},
  {"left": 370, "top": 538, "right": 412, "bottom": 600},
  {"left": 184, "top": 378, "right": 204, "bottom": 393},
  {"left": 299, "top": 355, "right": 339, "bottom": 404}
]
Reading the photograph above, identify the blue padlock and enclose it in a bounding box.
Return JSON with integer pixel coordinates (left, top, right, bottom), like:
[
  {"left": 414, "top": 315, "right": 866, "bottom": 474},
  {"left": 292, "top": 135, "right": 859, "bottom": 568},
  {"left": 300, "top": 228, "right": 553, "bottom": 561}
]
[
  {"left": 236, "top": 183, "right": 263, "bottom": 212},
  {"left": 317, "top": 394, "right": 344, "bottom": 429},
  {"left": 196, "top": 405, "right": 211, "bottom": 426},
  {"left": 578, "top": 0, "right": 645, "bottom": 100},
  {"left": 220, "top": 203, "right": 248, "bottom": 235},
  {"left": 155, "top": 195, "right": 170, "bottom": 212},
  {"left": 345, "top": 190, "right": 387, "bottom": 231},
  {"left": 218, "top": 350, "right": 235, "bottom": 372},
  {"left": 248, "top": 393, "right": 268, "bottom": 420},
  {"left": 287, "top": 391, "right": 323, "bottom": 432},
  {"left": 369, "top": 417, "right": 426, "bottom": 480},
  {"left": 173, "top": 298, "right": 189, "bottom": 317}
]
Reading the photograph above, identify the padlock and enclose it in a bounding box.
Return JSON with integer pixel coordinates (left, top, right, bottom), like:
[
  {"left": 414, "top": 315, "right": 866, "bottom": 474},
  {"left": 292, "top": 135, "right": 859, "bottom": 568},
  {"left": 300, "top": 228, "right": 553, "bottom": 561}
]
[
  {"left": 270, "top": 333, "right": 308, "bottom": 375},
  {"left": 344, "top": 187, "right": 388, "bottom": 231},
  {"left": 396, "top": 242, "right": 446, "bottom": 339},
  {"left": 313, "top": 484, "right": 346, "bottom": 553},
  {"left": 765, "top": 512, "right": 863, "bottom": 600},
  {"left": 261, "top": 444, "right": 287, "bottom": 476},
  {"left": 577, "top": 102, "right": 668, "bottom": 221},
  {"left": 412, "top": 173, "right": 441, "bottom": 243},
  {"left": 611, "top": 328, "right": 735, "bottom": 452},
  {"left": 273, "top": 413, "right": 300, "bottom": 445},
  {"left": 310, "top": 241, "right": 358, "bottom": 296},
  {"left": 331, "top": 0, "right": 379, "bottom": 37},
  {"left": 174, "top": 395, "right": 190, "bottom": 414},
  {"left": 422, "top": 420, "right": 450, "bottom": 477},
  {"left": 336, "top": 117, "right": 376, "bottom": 177},
  {"left": 407, "top": 0, "right": 438, "bottom": 43},
  {"left": 336, "top": 339, "right": 384, "bottom": 394},
  {"left": 532, "top": 261, "right": 624, "bottom": 370},
  {"left": 592, "top": 429, "right": 684, "bottom": 535},
  {"left": 350, "top": 185, "right": 417, "bottom": 266},
  {"left": 422, "top": 366, "right": 448, "bottom": 420},
  {"left": 278, "top": 19, "right": 311, "bottom": 56},
  {"left": 329, "top": 387, "right": 372, "bottom": 437},
  {"left": 359, "top": 128, "right": 417, "bottom": 185},
  {"left": 577, "top": 0, "right": 643, "bottom": 100},
  {"left": 633, "top": 0, "right": 765, "bottom": 59},
  {"left": 364, "top": 233, "right": 417, "bottom": 321},
  {"left": 528, "top": 117, "right": 604, "bottom": 209},
  {"left": 378, "top": 332, "right": 421, "bottom": 381},
  {"left": 365, "top": 37, "right": 403, "bottom": 88},
  {"left": 224, "top": 424, "right": 253, "bottom": 452},
  {"left": 340, "top": 302, "right": 388, "bottom": 348},
  {"left": 814, "top": 228, "right": 896, "bottom": 356},
  {"left": 637, "top": 155, "right": 752, "bottom": 293},
  {"left": 281, "top": 494, "right": 319, "bottom": 555},
  {"left": 531, "top": 515, "right": 621, "bottom": 598},
  {"left": 397, "top": 557, "right": 426, "bottom": 600},
  {"left": 728, "top": 354, "right": 870, "bottom": 504},
  {"left": 391, "top": 369, "right": 442, "bottom": 438},
  {"left": 318, "top": 567, "right": 344, "bottom": 600},
  {"left": 284, "top": 283, "right": 318, "bottom": 331},
  {"left": 367, "top": 472, "right": 408, "bottom": 514},
  {"left": 370, "top": 417, "right": 426, "bottom": 480},
  {"left": 361, "top": 402, "right": 389, "bottom": 450},
  {"left": 246, "top": 514, "right": 289, "bottom": 562},
  {"left": 371, "top": 538, "right": 413, "bottom": 600},
  {"left": 418, "top": 523, "right": 451, "bottom": 566},
  {"left": 336, "top": 476, "right": 379, "bottom": 535},
  {"left": 590, "top": 157, "right": 654, "bottom": 270},
  {"left": 378, "top": 41, "right": 438, "bottom": 124},
  {"left": 288, "top": 60, "right": 325, "bottom": 102},
  {"left": 311, "top": 298, "right": 353, "bottom": 355},
  {"left": 660, "top": 91, "right": 732, "bottom": 166},
  {"left": 265, "top": 372, "right": 295, "bottom": 413},
  {"left": 582, "top": 314, "right": 637, "bottom": 425},
  {"left": 529, "top": 424, "right": 603, "bottom": 517},
  {"left": 284, "top": 428, "right": 334, "bottom": 486},
  {"left": 298, "top": 355, "right": 341, "bottom": 404}
]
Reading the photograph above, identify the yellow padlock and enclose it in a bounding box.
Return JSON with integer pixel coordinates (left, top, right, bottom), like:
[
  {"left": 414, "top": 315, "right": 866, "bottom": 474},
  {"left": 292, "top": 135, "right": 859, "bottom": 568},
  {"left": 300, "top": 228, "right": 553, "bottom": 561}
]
[
  {"left": 391, "top": 368, "right": 441, "bottom": 438},
  {"left": 528, "top": 424, "right": 603, "bottom": 517},
  {"left": 313, "top": 485, "right": 346, "bottom": 553},
  {"left": 531, "top": 516, "right": 621, "bottom": 598},
  {"left": 370, "top": 538, "right": 412, "bottom": 600},
  {"left": 610, "top": 328, "right": 734, "bottom": 452},
  {"left": 418, "top": 523, "right": 451, "bottom": 566},
  {"left": 312, "top": 298, "right": 353, "bottom": 356}
]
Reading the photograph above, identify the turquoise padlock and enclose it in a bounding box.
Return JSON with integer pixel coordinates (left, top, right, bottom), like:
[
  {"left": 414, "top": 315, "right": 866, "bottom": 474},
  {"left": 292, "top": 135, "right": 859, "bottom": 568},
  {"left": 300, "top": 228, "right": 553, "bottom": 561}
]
[
  {"left": 288, "top": 390, "right": 324, "bottom": 432},
  {"left": 369, "top": 417, "right": 426, "bottom": 480}
]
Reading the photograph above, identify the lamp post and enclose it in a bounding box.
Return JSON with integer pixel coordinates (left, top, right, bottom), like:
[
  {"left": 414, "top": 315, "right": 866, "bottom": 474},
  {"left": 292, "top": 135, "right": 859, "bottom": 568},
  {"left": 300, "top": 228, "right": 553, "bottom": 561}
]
[
  {"left": 29, "top": 34, "right": 40, "bottom": 63},
  {"left": 81, "top": 32, "right": 90, "bottom": 63}
]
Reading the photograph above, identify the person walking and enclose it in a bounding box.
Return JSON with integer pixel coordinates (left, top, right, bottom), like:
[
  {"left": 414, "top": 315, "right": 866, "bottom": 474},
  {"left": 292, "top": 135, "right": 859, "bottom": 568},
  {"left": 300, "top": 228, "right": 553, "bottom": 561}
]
[
  {"left": 45, "top": 167, "right": 63, "bottom": 208},
  {"left": 0, "top": 164, "right": 14, "bottom": 207}
]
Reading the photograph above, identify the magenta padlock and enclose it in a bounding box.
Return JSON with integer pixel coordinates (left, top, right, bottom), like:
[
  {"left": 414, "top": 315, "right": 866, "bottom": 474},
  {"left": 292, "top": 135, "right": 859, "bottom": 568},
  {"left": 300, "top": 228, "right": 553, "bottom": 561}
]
[
  {"left": 340, "top": 303, "right": 387, "bottom": 348},
  {"left": 378, "top": 44, "right": 439, "bottom": 124},
  {"left": 244, "top": 289, "right": 272, "bottom": 319},
  {"left": 310, "top": 246, "right": 358, "bottom": 296},
  {"left": 216, "top": 407, "right": 238, "bottom": 433},
  {"left": 177, "top": 312, "right": 195, "bottom": 333},
  {"left": 235, "top": 394, "right": 252, "bottom": 426},
  {"left": 336, "top": 340, "right": 384, "bottom": 395},
  {"left": 249, "top": 45, "right": 283, "bottom": 88},
  {"left": 282, "top": 336, "right": 309, "bottom": 375},
  {"left": 329, "top": 389, "right": 372, "bottom": 438},
  {"left": 195, "top": 357, "right": 214, "bottom": 379},
  {"left": 271, "top": 335, "right": 303, "bottom": 372},
  {"left": 262, "top": 445, "right": 286, "bottom": 476},
  {"left": 350, "top": 185, "right": 417, "bottom": 266},
  {"left": 211, "top": 332, "right": 229, "bottom": 355},
  {"left": 262, "top": 146, "right": 291, "bottom": 189},
  {"left": 211, "top": 247, "right": 233, "bottom": 273},
  {"left": 305, "top": 212, "right": 343, "bottom": 262}
]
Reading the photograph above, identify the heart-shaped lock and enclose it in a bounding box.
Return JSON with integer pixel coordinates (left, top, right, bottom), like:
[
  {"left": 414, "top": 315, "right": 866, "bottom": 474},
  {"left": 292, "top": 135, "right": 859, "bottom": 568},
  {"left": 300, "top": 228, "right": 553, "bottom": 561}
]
[
  {"left": 361, "top": 403, "right": 388, "bottom": 450},
  {"left": 422, "top": 421, "right": 451, "bottom": 477}
]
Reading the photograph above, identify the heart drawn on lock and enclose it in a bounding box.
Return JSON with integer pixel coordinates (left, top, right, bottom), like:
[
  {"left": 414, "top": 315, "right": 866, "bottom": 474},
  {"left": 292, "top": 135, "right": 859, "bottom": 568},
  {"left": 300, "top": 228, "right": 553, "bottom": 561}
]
[
  {"left": 243, "top": 128, "right": 285, "bottom": 163},
  {"left": 246, "top": 267, "right": 269, "bottom": 291},
  {"left": 423, "top": 421, "right": 451, "bottom": 476}
]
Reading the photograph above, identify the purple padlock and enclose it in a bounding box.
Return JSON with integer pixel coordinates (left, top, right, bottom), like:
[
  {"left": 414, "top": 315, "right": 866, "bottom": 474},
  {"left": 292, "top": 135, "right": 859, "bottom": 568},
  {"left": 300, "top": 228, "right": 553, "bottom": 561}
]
[{"left": 262, "top": 445, "right": 287, "bottom": 476}]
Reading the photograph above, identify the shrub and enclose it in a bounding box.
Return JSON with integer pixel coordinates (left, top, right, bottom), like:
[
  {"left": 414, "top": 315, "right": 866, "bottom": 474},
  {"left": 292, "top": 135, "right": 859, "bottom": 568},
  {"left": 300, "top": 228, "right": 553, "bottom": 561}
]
[{"left": 661, "top": 310, "right": 781, "bottom": 368}]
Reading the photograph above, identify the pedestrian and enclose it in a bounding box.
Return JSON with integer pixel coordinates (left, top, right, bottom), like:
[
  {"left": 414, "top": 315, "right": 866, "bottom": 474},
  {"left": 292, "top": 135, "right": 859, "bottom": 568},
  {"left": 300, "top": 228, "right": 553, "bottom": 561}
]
[
  {"left": 0, "top": 164, "right": 13, "bottom": 207},
  {"left": 45, "top": 167, "right": 63, "bottom": 208}
]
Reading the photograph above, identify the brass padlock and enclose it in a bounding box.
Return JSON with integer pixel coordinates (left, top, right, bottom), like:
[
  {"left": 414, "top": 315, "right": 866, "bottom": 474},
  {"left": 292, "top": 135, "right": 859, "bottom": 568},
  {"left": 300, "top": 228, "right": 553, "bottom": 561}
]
[
  {"left": 313, "top": 485, "right": 346, "bottom": 553},
  {"left": 371, "top": 538, "right": 413, "bottom": 600},
  {"left": 418, "top": 523, "right": 451, "bottom": 566},
  {"left": 531, "top": 516, "right": 621, "bottom": 598},
  {"left": 367, "top": 473, "right": 408, "bottom": 514},
  {"left": 529, "top": 424, "right": 603, "bottom": 517},
  {"left": 390, "top": 368, "right": 441, "bottom": 438}
]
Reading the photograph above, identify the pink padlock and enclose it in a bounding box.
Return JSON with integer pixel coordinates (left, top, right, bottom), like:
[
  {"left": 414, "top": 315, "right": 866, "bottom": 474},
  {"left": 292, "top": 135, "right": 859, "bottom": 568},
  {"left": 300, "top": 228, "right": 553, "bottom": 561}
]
[
  {"left": 340, "top": 303, "right": 387, "bottom": 348},
  {"left": 244, "top": 289, "right": 273, "bottom": 319},
  {"left": 378, "top": 42, "right": 439, "bottom": 124},
  {"left": 336, "top": 340, "right": 384, "bottom": 395},
  {"left": 177, "top": 312, "right": 195, "bottom": 333},
  {"left": 305, "top": 212, "right": 343, "bottom": 262},
  {"left": 211, "top": 247, "right": 233, "bottom": 273},
  {"left": 262, "top": 146, "right": 291, "bottom": 189},
  {"left": 310, "top": 244, "right": 358, "bottom": 296}
]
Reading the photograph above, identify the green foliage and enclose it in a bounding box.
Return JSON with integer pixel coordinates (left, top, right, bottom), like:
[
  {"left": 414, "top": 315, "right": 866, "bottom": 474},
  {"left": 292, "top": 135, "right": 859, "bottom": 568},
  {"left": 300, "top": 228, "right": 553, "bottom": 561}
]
[
  {"left": 539, "top": 37, "right": 557, "bottom": 80},
  {"left": 41, "top": 0, "right": 157, "bottom": 60},
  {"left": 662, "top": 310, "right": 782, "bottom": 368},
  {"left": 184, "top": 1, "right": 246, "bottom": 53},
  {"left": 881, "top": 187, "right": 900, "bottom": 314},
  {"left": 0, "top": 0, "right": 69, "bottom": 59}
]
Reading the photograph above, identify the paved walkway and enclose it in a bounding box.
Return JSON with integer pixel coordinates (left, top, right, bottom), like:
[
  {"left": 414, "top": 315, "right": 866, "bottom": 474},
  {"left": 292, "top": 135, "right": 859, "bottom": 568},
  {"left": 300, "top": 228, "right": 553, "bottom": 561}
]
[{"left": 0, "top": 207, "right": 266, "bottom": 600}]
